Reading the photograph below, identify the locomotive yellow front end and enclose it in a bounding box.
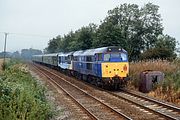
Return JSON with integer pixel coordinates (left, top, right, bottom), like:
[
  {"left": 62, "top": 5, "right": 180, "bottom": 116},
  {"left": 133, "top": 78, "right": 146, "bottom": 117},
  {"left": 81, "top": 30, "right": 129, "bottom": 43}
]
[
  {"left": 101, "top": 62, "right": 129, "bottom": 88},
  {"left": 102, "top": 62, "right": 129, "bottom": 78}
]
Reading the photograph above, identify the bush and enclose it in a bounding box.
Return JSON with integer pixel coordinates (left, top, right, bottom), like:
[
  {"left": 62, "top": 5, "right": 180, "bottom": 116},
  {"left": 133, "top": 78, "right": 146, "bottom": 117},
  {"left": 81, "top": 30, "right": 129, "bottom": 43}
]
[
  {"left": 1, "top": 62, "right": 6, "bottom": 71},
  {"left": 130, "top": 60, "right": 177, "bottom": 86},
  {"left": 0, "top": 60, "right": 53, "bottom": 120},
  {"left": 129, "top": 59, "right": 180, "bottom": 104}
]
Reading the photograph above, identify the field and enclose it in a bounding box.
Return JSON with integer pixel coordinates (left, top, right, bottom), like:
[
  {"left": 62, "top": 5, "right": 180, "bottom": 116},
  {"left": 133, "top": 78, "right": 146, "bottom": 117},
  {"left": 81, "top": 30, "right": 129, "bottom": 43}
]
[{"left": 129, "top": 59, "right": 180, "bottom": 105}]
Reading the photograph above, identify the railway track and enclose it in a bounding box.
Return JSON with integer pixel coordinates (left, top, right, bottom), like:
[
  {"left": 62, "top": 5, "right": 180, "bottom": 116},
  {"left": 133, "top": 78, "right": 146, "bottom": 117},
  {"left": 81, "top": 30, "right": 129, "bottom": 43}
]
[
  {"left": 31, "top": 63, "right": 180, "bottom": 120},
  {"left": 108, "top": 89, "right": 180, "bottom": 120},
  {"left": 84, "top": 83, "right": 180, "bottom": 120},
  {"left": 85, "top": 79, "right": 180, "bottom": 120},
  {"left": 32, "top": 64, "right": 132, "bottom": 120}
]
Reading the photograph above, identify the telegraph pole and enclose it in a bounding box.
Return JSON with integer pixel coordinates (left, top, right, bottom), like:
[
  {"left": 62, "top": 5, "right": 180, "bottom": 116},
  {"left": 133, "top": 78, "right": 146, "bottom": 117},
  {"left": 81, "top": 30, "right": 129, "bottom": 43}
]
[{"left": 3, "top": 33, "right": 8, "bottom": 64}]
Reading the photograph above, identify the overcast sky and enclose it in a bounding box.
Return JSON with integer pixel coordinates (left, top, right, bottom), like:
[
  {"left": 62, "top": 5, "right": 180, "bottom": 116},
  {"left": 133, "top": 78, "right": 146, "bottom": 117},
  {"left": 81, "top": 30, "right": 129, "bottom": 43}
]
[{"left": 0, "top": 0, "right": 179, "bottom": 52}]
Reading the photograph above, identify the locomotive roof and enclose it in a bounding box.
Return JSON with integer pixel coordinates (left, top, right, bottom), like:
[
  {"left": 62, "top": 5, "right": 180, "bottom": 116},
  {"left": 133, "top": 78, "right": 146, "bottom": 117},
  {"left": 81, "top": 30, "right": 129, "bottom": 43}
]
[
  {"left": 73, "top": 46, "right": 127, "bottom": 56},
  {"left": 73, "top": 50, "right": 84, "bottom": 56},
  {"left": 33, "top": 54, "right": 43, "bottom": 57},
  {"left": 34, "top": 46, "right": 127, "bottom": 57},
  {"left": 58, "top": 52, "right": 74, "bottom": 56}
]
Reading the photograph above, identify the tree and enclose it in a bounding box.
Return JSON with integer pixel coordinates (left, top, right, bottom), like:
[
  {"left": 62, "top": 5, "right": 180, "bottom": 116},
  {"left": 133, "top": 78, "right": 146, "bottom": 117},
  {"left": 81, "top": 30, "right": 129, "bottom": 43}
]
[
  {"left": 75, "top": 24, "right": 97, "bottom": 50},
  {"left": 46, "top": 35, "right": 62, "bottom": 53},
  {"left": 45, "top": 3, "right": 177, "bottom": 61},
  {"left": 21, "top": 48, "right": 42, "bottom": 60},
  {"left": 155, "top": 35, "right": 176, "bottom": 51},
  {"left": 93, "top": 21, "right": 123, "bottom": 47},
  {"left": 140, "top": 3, "right": 163, "bottom": 49},
  {"left": 140, "top": 34, "right": 177, "bottom": 60},
  {"left": 45, "top": 24, "right": 97, "bottom": 53},
  {"left": 93, "top": 3, "right": 163, "bottom": 60},
  {"left": 12, "top": 51, "right": 21, "bottom": 59}
]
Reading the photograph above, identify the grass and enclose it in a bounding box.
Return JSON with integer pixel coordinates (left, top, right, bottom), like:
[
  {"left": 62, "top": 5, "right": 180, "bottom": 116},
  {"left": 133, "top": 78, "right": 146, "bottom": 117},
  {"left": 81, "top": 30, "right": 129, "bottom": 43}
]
[
  {"left": 129, "top": 59, "right": 180, "bottom": 104},
  {"left": 0, "top": 63, "right": 2, "bottom": 73},
  {"left": 0, "top": 59, "right": 53, "bottom": 120}
]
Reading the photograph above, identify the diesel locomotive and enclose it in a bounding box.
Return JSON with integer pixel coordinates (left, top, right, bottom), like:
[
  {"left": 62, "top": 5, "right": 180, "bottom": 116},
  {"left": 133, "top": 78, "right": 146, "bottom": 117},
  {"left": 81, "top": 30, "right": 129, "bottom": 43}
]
[{"left": 32, "top": 46, "right": 129, "bottom": 89}]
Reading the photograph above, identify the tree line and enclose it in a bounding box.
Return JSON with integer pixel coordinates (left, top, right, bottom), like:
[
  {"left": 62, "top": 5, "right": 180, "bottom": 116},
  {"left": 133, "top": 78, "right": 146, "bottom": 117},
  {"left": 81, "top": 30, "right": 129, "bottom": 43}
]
[
  {"left": 0, "top": 48, "right": 42, "bottom": 60},
  {"left": 45, "top": 3, "right": 177, "bottom": 61}
]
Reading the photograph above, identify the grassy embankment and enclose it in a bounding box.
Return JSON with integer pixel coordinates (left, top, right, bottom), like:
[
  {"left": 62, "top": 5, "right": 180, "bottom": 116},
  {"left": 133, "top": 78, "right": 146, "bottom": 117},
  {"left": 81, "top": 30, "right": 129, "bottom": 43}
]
[
  {"left": 0, "top": 59, "right": 3, "bottom": 73},
  {"left": 129, "top": 59, "right": 180, "bottom": 105},
  {"left": 0, "top": 59, "right": 53, "bottom": 120}
]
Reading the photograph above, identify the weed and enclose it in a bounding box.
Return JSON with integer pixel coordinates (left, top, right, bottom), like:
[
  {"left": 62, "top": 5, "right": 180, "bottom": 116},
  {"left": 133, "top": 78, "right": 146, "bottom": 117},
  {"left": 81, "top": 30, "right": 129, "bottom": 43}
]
[
  {"left": 0, "top": 60, "right": 53, "bottom": 120},
  {"left": 129, "top": 59, "right": 180, "bottom": 104}
]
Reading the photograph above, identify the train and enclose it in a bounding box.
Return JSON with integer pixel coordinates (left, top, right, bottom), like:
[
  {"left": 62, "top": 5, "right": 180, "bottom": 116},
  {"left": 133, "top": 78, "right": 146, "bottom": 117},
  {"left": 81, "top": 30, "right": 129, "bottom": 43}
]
[{"left": 32, "top": 46, "right": 129, "bottom": 89}]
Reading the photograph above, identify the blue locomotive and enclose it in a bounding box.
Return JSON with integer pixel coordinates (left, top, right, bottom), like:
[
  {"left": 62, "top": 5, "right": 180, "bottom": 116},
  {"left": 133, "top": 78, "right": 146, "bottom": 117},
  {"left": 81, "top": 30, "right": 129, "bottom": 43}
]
[{"left": 32, "top": 46, "right": 129, "bottom": 89}]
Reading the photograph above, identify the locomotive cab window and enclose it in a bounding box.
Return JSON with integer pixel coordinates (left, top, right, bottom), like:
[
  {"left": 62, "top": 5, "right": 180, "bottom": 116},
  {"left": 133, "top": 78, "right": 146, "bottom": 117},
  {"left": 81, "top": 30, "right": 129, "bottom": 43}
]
[
  {"left": 104, "top": 53, "right": 110, "bottom": 61},
  {"left": 104, "top": 53, "right": 127, "bottom": 61},
  {"left": 120, "top": 53, "right": 127, "bottom": 61},
  {"left": 98, "top": 53, "right": 103, "bottom": 61},
  {"left": 111, "top": 53, "right": 120, "bottom": 58}
]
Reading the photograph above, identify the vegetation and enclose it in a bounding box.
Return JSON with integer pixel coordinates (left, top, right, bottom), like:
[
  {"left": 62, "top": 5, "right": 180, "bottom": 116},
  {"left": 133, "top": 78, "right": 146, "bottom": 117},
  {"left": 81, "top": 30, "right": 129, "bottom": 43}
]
[
  {"left": 44, "top": 24, "right": 97, "bottom": 53},
  {"left": 0, "top": 52, "right": 12, "bottom": 59},
  {"left": 0, "top": 48, "right": 42, "bottom": 61},
  {"left": 20, "top": 48, "right": 42, "bottom": 60},
  {"left": 0, "top": 60, "right": 53, "bottom": 120},
  {"left": 140, "top": 35, "right": 177, "bottom": 60},
  {"left": 129, "top": 59, "right": 180, "bottom": 104},
  {"left": 45, "top": 3, "right": 177, "bottom": 61},
  {"left": 44, "top": 3, "right": 179, "bottom": 104}
]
